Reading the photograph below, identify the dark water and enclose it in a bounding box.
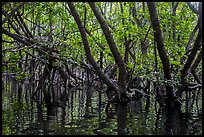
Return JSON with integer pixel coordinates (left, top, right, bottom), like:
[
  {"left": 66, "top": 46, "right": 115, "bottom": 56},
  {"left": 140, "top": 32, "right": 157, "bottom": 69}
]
[{"left": 2, "top": 80, "right": 202, "bottom": 135}]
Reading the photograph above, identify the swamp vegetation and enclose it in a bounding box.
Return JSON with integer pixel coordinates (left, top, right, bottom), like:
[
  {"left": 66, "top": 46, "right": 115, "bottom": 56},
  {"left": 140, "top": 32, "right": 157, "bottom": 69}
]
[{"left": 2, "top": 2, "right": 202, "bottom": 135}]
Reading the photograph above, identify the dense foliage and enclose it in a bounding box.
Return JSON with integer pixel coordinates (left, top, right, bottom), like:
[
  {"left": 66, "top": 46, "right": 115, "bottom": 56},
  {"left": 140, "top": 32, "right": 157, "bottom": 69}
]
[{"left": 2, "top": 2, "right": 202, "bottom": 111}]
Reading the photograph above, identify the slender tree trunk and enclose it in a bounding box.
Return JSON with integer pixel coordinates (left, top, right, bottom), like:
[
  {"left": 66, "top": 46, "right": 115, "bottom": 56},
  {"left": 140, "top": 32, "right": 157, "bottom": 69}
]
[
  {"left": 67, "top": 2, "right": 120, "bottom": 100},
  {"left": 190, "top": 50, "right": 202, "bottom": 84},
  {"left": 147, "top": 2, "right": 174, "bottom": 110},
  {"left": 172, "top": 2, "right": 179, "bottom": 40},
  {"left": 180, "top": 20, "right": 202, "bottom": 84},
  {"left": 132, "top": 3, "right": 148, "bottom": 55},
  {"left": 180, "top": 22, "right": 199, "bottom": 65},
  {"left": 89, "top": 2, "right": 127, "bottom": 91}
]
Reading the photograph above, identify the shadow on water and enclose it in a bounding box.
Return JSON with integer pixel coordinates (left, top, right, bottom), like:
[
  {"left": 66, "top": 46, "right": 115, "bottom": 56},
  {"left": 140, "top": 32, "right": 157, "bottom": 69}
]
[{"left": 2, "top": 78, "right": 202, "bottom": 135}]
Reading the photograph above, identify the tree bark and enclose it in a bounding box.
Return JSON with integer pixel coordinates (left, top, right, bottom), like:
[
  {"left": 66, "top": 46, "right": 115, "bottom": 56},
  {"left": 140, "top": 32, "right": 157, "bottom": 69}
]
[
  {"left": 2, "top": 27, "right": 33, "bottom": 46},
  {"left": 186, "top": 23, "right": 199, "bottom": 53},
  {"left": 147, "top": 2, "right": 174, "bottom": 109},
  {"left": 180, "top": 4, "right": 202, "bottom": 83},
  {"left": 2, "top": 2, "right": 26, "bottom": 24},
  {"left": 190, "top": 50, "right": 202, "bottom": 84},
  {"left": 67, "top": 2, "right": 120, "bottom": 99},
  {"left": 172, "top": 2, "right": 179, "bottom": 40},
  {"left": 89, "top": 2, "right": 127, "bottom": 90},
  {"left": 180, "top": 28, "right": 202, "bottom": 82},
  {"left": 147, "top": 2, "right": 172, "bottom": 81},
  {"left": 187, "top": 2, "right": 199, "bottom": 14}
]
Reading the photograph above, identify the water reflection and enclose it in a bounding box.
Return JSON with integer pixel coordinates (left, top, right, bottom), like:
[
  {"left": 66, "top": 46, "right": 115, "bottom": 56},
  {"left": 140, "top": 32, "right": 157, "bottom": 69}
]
[{"left": 2, "top": 79, "right": 202, "bottom": 135}]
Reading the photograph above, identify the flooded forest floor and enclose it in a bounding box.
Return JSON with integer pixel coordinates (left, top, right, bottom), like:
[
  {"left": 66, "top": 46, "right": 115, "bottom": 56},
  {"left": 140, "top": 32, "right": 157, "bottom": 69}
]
[{"left": 2, "top": 74, "right": 202, "bottom": 135}]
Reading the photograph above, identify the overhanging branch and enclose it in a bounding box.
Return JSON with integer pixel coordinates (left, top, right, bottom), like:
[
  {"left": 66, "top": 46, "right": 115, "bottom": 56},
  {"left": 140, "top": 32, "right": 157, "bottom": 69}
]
[{"left": 2, "top": 2, "right": 26, "bottom": 24}]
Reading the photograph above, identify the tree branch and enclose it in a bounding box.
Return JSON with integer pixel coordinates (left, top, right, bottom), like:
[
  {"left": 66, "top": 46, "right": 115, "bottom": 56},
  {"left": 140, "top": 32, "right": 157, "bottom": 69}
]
[
  {"left": 190, "top": 50, "right": 202, "bottom": 84},
  {"left": 2, "top": 27, "right": 33, "bottom": 46},
  {"left": 187, "top": 2, "right": 199, "bottom": 14},
  {"left": 180, "top": 28, "right": 202, "bottom": 81},
  {"left": 67, "top": 2, "right": 119, "bottom": 94},
  {"left": 147, "top": 2, "right": 171, "bottom": 81},
  {"left": 89, "top": 2, "right": 127, "bottom": 89},
  {"left": 2, "top": 2, "right": 26, "bottom": 24}
]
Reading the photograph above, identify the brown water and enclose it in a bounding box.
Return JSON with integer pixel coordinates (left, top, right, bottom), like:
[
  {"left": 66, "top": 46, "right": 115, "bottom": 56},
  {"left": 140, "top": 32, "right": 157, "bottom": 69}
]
[{"left": 2, "top": 80, "right": 202, "bottom": 135}]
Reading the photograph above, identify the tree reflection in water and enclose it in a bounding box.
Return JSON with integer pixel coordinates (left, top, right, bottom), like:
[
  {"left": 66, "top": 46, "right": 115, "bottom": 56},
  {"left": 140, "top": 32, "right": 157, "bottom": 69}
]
[{"left": 2, "top": 80, "right": 202, "bottom": 135}]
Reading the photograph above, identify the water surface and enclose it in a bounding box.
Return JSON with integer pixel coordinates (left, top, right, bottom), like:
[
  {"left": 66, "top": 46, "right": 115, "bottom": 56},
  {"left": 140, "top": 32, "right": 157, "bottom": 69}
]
[{"left": 2, "top": 80, "right": 202, "bottom": 135}]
